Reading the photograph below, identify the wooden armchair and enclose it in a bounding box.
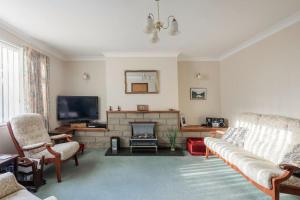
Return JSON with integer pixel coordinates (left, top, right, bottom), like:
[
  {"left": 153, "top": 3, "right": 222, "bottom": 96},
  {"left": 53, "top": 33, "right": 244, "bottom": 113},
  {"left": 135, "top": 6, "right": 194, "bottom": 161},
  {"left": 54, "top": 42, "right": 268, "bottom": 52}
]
[{"left": 7, "top": 113, "right": 80, "bottom": 182}]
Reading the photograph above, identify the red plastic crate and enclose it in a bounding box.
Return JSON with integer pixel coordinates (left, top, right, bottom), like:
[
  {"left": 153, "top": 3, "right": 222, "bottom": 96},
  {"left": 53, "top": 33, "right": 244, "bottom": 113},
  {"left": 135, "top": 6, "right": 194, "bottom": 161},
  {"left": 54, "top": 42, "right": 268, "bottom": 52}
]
[{"left": 186, "top": 137, "right": 206, "bottom": 156}]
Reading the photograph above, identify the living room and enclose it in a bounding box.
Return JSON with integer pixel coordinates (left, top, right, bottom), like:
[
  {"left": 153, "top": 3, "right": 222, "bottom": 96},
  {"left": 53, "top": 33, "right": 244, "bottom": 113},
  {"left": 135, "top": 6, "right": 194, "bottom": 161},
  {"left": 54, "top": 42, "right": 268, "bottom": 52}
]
[{"left": 0, "top": 1, "right": 300, "bottom": 200}]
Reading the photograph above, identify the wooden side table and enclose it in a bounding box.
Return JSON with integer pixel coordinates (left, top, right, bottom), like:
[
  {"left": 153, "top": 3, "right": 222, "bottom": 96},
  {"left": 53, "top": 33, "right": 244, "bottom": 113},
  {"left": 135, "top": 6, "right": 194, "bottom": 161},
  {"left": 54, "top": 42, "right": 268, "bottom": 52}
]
[
  {"left": 18, "top": 157, "right": 46, "bottom": 192},
  {"left": 0, "top": 154, "right": 18, "bottom": 176}
]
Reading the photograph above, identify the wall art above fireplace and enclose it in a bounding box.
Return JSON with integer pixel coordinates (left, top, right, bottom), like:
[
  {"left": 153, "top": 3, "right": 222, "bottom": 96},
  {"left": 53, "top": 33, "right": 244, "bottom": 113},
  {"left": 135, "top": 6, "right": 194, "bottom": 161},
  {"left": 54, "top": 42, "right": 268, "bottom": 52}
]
[{"left": 125, "top": 70, "right": 159, "bottom": 94}]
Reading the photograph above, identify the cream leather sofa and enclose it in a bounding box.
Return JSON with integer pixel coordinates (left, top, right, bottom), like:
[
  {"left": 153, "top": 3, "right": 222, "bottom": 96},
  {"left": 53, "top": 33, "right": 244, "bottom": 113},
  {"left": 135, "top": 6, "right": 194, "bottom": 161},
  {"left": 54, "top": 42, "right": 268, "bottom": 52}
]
[
  {"left": 205, "top": 113, "right": 300, "bottom": 200},
  {"left": 0, "top": 172, "right": 56, "bottom": 200}
]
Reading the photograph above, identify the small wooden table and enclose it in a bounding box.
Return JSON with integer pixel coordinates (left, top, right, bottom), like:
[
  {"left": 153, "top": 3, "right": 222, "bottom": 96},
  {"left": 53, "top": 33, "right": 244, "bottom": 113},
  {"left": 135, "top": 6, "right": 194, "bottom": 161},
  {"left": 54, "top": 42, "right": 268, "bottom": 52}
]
[{"left": 0, "top": 154, "right": 18, "bottom": 176}]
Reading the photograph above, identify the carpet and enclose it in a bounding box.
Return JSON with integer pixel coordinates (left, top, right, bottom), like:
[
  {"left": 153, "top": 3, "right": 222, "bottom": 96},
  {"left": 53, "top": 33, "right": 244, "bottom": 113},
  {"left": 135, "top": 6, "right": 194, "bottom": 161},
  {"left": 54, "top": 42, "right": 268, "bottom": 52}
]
[
  {"left": 105, "top": 147, "right": 185, "bottom": 156},
  {"left": 36, "top": 150, "right": 300, "bottom": 200}
]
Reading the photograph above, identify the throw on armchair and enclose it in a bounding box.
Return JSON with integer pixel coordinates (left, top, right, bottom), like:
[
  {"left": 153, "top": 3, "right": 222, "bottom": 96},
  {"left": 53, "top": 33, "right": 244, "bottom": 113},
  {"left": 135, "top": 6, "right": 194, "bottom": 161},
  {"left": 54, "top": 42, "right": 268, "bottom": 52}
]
[
  {"left": 0, "top": 172, "right": 56, "bottom": 200},
  {"left": 7, "top": 113, "right": 80, "bottom": 182}
]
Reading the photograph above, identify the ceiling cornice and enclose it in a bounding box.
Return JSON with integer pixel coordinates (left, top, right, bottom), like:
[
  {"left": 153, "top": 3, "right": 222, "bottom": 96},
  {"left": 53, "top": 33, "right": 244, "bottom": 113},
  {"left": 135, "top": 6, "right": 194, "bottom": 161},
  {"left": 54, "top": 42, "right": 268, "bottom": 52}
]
[
  {"left": 65, "top": 55, "right": 106, "bottom": 62},
  {"left": 103, "top": 51, "right": 180, "bottom": 58},
  {"left": 219, "top": 10, "right": 300, "bottom": 60},
  {"left": 0, "top": 19, "right": 66, "bottom": 61},
  {"left": 177, "top": 56, "right": 219, "bottom": 62}
]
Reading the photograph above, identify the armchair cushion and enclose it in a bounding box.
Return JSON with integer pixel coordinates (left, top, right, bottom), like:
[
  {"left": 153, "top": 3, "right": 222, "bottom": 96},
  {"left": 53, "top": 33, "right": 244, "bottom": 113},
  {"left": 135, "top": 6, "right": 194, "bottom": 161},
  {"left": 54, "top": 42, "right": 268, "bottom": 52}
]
[
  {"left": 0, "top": 172, "right": 24, "bottom": 199},
  {"left": 10, "top": 113, "right": 51, "bottom": 154},
  {"left": 30, "top": 141, "right": 80, "bottom": 160}
]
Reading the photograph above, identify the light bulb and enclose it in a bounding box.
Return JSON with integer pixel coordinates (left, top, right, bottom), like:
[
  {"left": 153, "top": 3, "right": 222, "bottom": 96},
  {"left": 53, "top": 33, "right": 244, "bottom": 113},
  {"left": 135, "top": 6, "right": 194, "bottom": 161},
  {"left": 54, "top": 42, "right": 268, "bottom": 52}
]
[
  {"left": 144, "top": 15, "right": 154, "bottom": 34},
  {"left": 169, "top": 18, "right": 179, "bottom": 36},
  {"left": 150, "top": 29, "right": 159, "bottom": 43}
]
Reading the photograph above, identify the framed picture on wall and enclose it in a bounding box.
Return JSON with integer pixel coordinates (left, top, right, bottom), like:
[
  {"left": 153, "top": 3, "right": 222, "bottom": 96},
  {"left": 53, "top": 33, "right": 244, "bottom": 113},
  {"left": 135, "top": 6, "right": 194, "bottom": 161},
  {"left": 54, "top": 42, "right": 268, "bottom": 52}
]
[{"left": 190, "top": 88, "right": 207, "bottom": 100}]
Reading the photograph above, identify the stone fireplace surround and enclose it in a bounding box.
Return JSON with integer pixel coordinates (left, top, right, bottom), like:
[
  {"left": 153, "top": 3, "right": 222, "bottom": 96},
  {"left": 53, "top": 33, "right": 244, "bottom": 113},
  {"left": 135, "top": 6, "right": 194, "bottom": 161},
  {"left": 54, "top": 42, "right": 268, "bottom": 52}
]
[
  {"left": 74, "top": 110, "right": 180, "bottom": 148},
  {"left": 73, "top": 110, "right": 214, "bottom": 149},
  {"left": 107, "top": 111, "right": 180, "bottom": 148}
]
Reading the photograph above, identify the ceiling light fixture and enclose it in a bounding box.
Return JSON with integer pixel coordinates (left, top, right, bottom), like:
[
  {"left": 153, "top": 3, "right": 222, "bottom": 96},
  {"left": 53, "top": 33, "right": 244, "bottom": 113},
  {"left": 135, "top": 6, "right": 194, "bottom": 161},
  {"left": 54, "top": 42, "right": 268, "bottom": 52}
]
[{"left": 144, "top": 0, "right": 179, "bottom": 43}]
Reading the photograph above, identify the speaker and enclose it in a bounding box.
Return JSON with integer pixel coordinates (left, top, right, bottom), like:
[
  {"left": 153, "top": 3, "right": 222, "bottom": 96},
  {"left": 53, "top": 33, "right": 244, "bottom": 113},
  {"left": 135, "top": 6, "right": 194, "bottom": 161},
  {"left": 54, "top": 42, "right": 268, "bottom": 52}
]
[
  {"left": 110, "top": 137, "right": 120, "bottom": 153},
  {"left": 206, "top": 117, "right": 225, "bottom": 127}
]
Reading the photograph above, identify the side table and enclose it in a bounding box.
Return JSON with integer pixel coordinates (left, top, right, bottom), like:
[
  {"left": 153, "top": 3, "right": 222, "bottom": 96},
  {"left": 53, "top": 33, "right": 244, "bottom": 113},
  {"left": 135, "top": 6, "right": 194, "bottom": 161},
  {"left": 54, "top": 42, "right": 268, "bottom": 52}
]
[{"left": 0, "top": 154, "right": 18, "bottom": 176}]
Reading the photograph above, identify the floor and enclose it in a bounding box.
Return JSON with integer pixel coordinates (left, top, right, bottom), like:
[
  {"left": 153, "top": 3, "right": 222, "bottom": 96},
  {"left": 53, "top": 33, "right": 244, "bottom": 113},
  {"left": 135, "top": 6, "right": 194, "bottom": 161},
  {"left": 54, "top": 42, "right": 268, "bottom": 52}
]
[{"left": 37, "top": 150, "right": 300, "bottom": 200}]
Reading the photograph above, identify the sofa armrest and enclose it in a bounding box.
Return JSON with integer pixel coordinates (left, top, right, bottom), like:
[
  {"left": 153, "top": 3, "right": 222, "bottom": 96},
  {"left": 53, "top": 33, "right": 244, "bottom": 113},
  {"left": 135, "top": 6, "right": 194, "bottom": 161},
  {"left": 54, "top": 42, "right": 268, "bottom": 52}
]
[
  {"left": 279, "top": 163, "right": 300, "bottom": 172},
  {"left": 0, "top": 172, "right": 24, "bottom": 199},
  {"left": 22, "top": 142, "right": 46, "bottom": 151}
]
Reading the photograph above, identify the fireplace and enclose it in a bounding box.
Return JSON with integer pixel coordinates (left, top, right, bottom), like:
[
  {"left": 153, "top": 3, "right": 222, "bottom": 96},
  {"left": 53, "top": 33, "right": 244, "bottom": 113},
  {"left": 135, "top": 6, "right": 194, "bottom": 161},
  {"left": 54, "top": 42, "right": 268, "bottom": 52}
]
[{"left": 129, "top": 122, "right": 158, "bottom": 152}]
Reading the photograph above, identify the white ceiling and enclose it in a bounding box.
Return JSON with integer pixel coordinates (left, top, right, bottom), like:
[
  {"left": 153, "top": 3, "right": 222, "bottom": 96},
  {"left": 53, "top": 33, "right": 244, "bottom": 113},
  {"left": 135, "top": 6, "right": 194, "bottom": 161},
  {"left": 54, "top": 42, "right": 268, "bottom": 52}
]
[{"left": 0, "top": 0, "right": 300, "bottom": 60}]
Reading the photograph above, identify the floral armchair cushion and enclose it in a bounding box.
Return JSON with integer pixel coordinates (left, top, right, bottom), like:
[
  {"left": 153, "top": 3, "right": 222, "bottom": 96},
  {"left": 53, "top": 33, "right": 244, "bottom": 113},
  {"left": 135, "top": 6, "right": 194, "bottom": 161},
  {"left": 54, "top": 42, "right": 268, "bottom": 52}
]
[{"left": 10, "top": 113, "right": 51, "bottom": 154}]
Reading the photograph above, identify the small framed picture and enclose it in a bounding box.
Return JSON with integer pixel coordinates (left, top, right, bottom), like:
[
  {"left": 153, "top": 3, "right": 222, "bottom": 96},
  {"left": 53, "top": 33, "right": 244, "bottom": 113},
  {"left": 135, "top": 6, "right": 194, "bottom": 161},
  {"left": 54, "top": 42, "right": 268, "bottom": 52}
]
[
  {"left": 180, "top": 115, "right": 187, "bottom": 127},
  {"left": 190, "top": 88, "right": 207, "bottom": 100}
]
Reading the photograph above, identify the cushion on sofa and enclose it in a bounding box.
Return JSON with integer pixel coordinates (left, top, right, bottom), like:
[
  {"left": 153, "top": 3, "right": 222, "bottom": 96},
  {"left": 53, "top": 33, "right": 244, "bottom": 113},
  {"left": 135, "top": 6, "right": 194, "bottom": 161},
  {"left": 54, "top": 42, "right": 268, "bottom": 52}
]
[{"left": 222, "top": 127, "right": 248, "bottom": 147}]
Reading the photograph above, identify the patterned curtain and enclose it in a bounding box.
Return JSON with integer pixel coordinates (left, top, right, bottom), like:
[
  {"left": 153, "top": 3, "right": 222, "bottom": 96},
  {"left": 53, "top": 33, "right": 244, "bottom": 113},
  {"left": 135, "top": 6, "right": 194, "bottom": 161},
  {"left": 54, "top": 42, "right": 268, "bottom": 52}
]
[{"left": 23, "top": 47, "right": 50, "bottom": 128}]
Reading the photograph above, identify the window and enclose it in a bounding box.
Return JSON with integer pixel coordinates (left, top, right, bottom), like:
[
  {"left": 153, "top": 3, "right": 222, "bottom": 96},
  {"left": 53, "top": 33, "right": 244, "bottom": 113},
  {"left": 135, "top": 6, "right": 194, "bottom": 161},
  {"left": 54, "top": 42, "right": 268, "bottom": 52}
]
[{"left": 0, "top": 40, "right": 24, "bottom": 123}]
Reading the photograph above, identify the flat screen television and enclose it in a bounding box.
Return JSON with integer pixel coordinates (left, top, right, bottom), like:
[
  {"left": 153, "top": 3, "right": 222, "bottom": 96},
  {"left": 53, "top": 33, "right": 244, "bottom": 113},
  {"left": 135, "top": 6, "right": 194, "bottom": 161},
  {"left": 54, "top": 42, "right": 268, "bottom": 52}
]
[{"left": 57, "top": 96, "right": 99, "bottom": 121}]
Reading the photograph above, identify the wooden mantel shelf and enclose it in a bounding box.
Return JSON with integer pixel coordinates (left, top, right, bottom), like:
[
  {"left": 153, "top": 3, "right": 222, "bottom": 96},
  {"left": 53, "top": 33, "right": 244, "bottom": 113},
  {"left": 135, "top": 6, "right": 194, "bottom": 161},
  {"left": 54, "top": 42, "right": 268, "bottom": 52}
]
[
  {"left": 107, "top": 110, "right": 179, "bottom": 113},
  {"left": 181, "top": 125, "right": 227, "bottom": 133}
]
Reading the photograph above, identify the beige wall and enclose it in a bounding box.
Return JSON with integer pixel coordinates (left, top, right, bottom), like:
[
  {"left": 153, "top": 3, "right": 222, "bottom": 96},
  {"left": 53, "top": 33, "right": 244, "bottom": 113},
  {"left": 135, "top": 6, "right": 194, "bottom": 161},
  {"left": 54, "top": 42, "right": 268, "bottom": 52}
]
[
  {"left": 62, "top": 61, "right": 107, "bottom": 121},
  {"left": 220, "top": 22, "right": 300, "bottom": 124},
  {"left": 178, "top": 61, "right": 221, "bottom": 124},
  {"left": 106, "top": 57, "right": 179, "bottom": 110},
  {"left": 0, "top": 125, "right": 17, "bottom": 154}
]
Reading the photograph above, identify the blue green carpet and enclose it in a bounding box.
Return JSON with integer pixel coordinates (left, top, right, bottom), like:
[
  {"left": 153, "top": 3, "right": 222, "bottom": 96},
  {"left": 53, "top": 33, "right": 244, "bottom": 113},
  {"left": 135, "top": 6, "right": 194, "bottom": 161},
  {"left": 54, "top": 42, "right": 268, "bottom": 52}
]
[{"left": 36, "top": 150, "right": 300, "bottom": 200}]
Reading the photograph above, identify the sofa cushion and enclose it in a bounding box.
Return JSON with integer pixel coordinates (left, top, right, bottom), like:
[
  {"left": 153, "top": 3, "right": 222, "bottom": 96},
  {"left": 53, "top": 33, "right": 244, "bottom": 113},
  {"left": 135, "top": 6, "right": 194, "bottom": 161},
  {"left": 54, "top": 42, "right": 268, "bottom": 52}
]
[
  {"left": 30, "top": 141, "right": 79, "bottom": 160},
  {"left": 0, "top": 172, "right": 24, "bottom": 199},
  {"left": 236, "top": 156, "right": 284, "bottom": 189},
  {"left": 205, "top": 137, "right": 285, "bottom": 189},
  {"left": 243, "top": 115, "right": 300, "bottom": 165}
]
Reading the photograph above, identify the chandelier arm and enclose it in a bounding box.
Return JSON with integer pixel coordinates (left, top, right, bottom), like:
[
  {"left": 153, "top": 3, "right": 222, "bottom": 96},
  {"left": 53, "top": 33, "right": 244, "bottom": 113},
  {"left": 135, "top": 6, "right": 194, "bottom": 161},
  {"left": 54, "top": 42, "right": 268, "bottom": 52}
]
[
  {"left": 157, "top": 0, "right": 160, "bottom": 21},
  {"left": 163, "top": 15, "right": 175, "bottom": 29}
]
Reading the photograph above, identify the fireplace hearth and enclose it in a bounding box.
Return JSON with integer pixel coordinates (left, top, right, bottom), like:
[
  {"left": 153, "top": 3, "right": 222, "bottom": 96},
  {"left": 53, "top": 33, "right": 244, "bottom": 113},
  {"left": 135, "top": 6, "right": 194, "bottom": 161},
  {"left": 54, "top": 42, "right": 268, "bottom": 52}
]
[{"left": 129, "top": 122, "right": 158, "bottom": 152}]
